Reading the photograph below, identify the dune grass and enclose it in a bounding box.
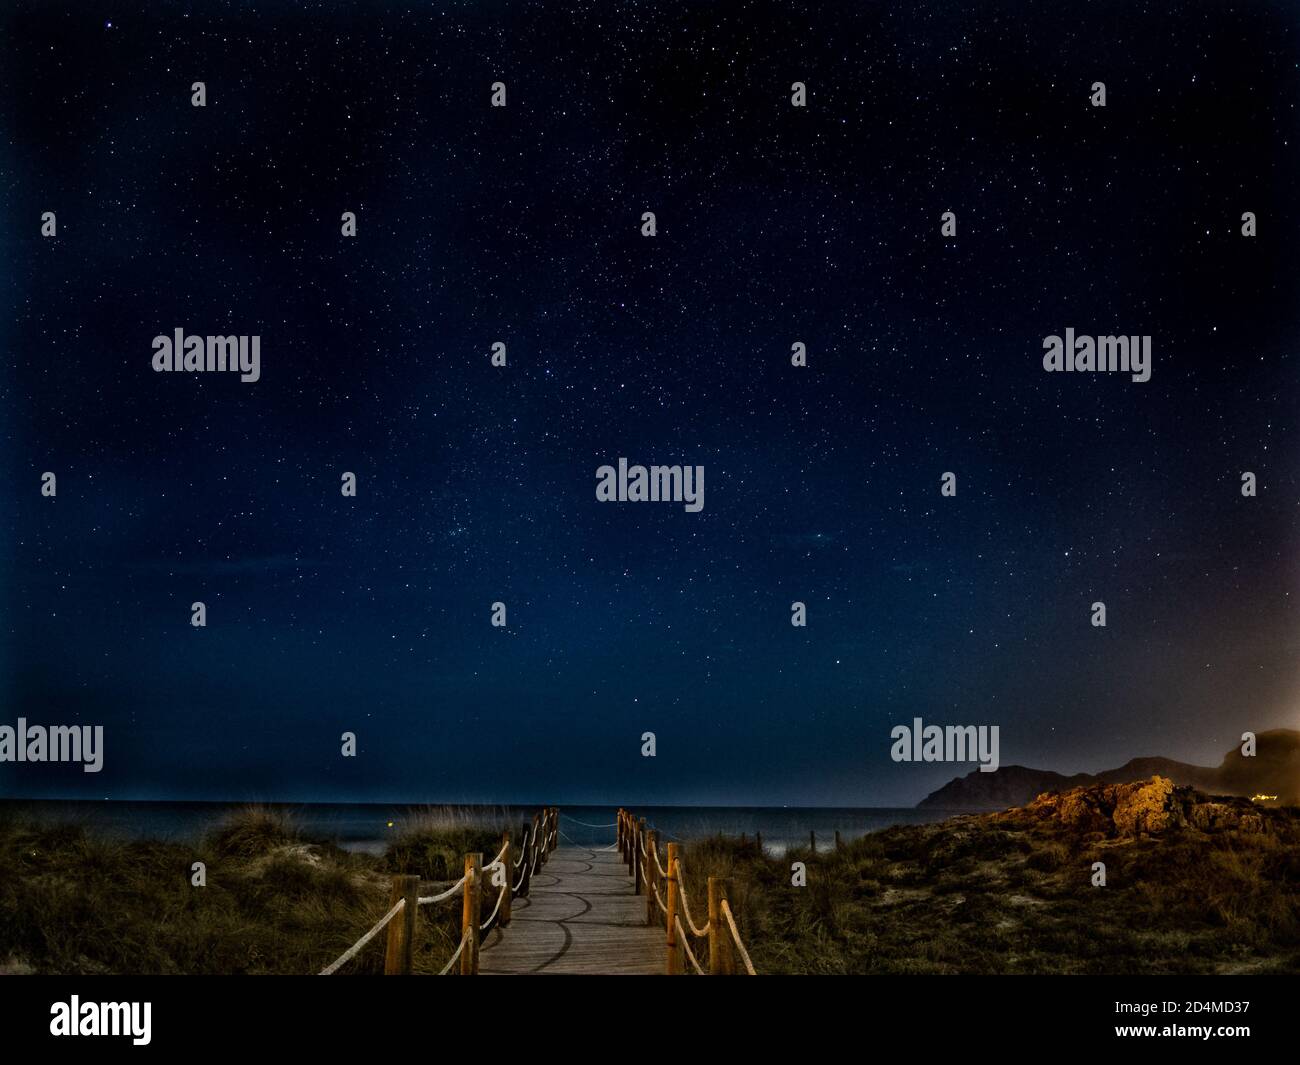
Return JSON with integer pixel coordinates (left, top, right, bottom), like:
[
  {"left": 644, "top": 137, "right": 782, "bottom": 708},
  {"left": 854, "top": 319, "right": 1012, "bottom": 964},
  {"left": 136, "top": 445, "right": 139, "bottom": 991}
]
[
  {"left": 382, "top": 805, "right": 513, "bottom": 881},
  {"left": 12, "top": 795, "right": 1288, "bottom": 976},
  {"left": 679, "top": 808, "right": 1300, "bottom": 974},
  {"left": 0, "top": 804, "right": 522, "bottom": 975}
]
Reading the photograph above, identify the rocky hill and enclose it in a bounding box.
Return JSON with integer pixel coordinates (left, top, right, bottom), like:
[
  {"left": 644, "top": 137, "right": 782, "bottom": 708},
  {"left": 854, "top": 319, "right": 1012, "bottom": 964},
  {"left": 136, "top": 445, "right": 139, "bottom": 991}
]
[
  {"left": 919, "top": 728, "right": 1299, "bottom": 810},
  {"left": 996, "top": 775, "right": 1285, "bottom": 838}
]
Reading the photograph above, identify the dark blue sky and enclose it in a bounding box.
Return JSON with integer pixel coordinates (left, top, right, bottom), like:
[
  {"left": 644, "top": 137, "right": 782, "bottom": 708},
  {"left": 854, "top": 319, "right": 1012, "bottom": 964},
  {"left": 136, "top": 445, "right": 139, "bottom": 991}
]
[{"left": 3, "top": 0, "right": 1298, "bottom": 806}]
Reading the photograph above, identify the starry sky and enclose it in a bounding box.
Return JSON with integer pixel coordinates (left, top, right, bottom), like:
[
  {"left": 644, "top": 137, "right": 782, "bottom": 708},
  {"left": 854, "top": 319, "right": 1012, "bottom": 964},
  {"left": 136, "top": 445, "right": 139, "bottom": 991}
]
[{"left": 3, "top": 1, "right": 1298, "bottom": 807}]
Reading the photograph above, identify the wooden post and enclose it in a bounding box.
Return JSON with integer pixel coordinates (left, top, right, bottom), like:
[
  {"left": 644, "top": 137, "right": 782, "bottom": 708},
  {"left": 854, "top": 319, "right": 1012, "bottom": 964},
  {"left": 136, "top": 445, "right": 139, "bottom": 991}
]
[
  {"left": 645, "top": 829, "right": 658, "bottom": 925},
  {"left": 461, "top": 852, "right": 481, "bottom": 975},
  {"left": 633, "top": 817, "right": 644, "bottom": 895},
  {"left": 531, "top": 812, "right": 542, "bottom": 873},
  {"left": 383, "top": 873, "right": 420, "bottom": 975},
  {"left": 707, "top": 877, "right": 734, "bottom": 975},
  {"left": 617, "top": 808, "right": 624, "bottom": 853},
  {"left": 665, "top": 842, "right": 681, "bottom": 975},
  {"left": 500, "top": 829, "right": 512, "bottom": 926}
]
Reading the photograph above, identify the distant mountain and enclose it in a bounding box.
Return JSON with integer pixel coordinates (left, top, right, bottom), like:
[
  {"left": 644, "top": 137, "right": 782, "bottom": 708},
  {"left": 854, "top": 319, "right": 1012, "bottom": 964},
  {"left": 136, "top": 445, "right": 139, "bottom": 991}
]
[{"left": 918, "top": 729, "right": 1300, "bottom": 810}]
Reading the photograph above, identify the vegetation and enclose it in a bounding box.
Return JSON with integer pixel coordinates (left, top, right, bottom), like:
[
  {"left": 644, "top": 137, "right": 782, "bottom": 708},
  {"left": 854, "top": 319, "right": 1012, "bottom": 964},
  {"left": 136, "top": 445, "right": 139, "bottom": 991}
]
[
  {"left": 679, "top": 784, "right": 1300, "bottom": 974},
  {"left": 7, "top": 782, "right": 1294, "bottom": 976},
  {"left": 382, "top": 805, "right": 512, "bottom": 882},
  {"left": 0, "top": 803, "right": 513, "bottom": 975}
]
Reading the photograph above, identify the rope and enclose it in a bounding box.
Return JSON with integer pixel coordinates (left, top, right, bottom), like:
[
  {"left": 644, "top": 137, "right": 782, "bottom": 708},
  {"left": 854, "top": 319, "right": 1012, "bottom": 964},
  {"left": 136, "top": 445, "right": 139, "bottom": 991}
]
[
  {"left": 675, "top": 917, "right": 705, "bottom": 975},
  {"left": 438, "top": 929, "right": 468, "bottom": 976},
  {"left": 561, "top": 815, "right": 618, "bottom": 829},
  {"left": 721, "top": 900, "right": 757, "bottom": 976},
  {"left": 481, "top": 839, "right": 506, "bottom": 878},
  {"left": 513, "top": 826, "right": 533, "bottom": 867},
  {"left": 652, "top": 847, "right": 667, "bottom": 878},
  {"left": 673, "top": 862, "right": 710, "bottom": 938},
  {"left": 512, "top": 862, "right": 528, "bottom": 892},
  {"left": 654, "top": 885, "right": 667, "bottom": 914},
  {"left": 315, "top": 806, "right": 554, "bottom": 977},
  {"left": 480, "top": 882, "right": 506, "bottom": 932},
  {"left": 417, "top": 876, "right": 467, "bottom": 906},
  {"left": 478, "top": 834, "right": 510, "bottom": 874},
  {"left": 318, "top": 898, "right": 405, "bottom": 975}
]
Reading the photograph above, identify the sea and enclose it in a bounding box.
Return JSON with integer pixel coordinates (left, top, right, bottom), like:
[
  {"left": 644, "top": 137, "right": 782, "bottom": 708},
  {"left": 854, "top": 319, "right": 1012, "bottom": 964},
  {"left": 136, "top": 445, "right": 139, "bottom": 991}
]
[{"left": 0, "top": 800, "right": 957, "bottom": 856}]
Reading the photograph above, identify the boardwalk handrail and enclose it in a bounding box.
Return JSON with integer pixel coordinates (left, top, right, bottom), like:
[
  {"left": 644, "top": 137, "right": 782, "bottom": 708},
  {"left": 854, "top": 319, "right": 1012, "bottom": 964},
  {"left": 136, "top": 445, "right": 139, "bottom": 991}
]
[
  {"left": 317, "top": 806, "right": 559, "bottom": 975},
  {"left": 616, "top": 808, "right": 758, "bottom": 975}
]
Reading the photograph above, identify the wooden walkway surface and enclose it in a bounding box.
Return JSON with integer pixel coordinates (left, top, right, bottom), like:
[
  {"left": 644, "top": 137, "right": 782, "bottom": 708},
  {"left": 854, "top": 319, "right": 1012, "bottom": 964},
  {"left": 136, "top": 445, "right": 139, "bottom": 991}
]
[{"left": 480, "top": 845, "right": 663, "bottom": 975}]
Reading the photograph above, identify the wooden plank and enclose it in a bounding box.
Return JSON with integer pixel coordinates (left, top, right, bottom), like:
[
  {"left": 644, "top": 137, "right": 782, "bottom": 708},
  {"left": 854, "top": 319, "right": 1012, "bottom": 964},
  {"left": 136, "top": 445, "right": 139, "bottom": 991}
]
[{"left": 479, "top": 846, "right": 663, "bottom": 976}]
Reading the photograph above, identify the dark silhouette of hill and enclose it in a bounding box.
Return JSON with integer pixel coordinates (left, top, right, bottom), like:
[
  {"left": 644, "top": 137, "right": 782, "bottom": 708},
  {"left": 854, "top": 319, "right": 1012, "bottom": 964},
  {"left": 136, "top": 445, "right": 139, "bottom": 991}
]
[{"left": 919, "top": 729, "right": 1299, "bottom": 810}]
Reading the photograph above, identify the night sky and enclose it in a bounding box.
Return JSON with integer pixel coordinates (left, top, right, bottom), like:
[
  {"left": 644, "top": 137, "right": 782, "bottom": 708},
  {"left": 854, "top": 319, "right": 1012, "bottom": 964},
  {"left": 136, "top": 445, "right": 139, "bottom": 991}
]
[{"left": 3, "top": 1, "right": 1298, "bottom": 807}]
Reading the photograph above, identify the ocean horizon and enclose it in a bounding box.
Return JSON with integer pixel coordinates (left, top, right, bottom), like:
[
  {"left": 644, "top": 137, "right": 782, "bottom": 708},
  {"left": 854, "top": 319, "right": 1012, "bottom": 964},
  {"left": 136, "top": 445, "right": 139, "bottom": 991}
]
[{"left": 0, "top": 798, "right": 959, "bottom": 856}]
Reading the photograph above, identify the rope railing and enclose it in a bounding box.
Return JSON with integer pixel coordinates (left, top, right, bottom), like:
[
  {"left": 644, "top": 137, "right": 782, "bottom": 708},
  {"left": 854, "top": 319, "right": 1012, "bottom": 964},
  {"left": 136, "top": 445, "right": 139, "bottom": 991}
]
[
  {"left": 317, "top": 805, "right": 560, "bottom": 976},
  {"left": 317, "top": 898, "right": 406, "bottom": 975},
  {"left": 675, "top": 916, "right": 706, "bottom": 974},
  {"left": 416, "top": 875, "right": 467, "bottom": 906},
  {"left": 513, "top": 825, "right": 533, "bottom": 868},
  {"left": 639, "top": 856, "right": 670, "bottom": 913},
  {"left": 675, "top": 873, "right": 710, "bottom": 938},
  {"left": 617, "top": 807, "right": 759, "bottom": 975},
  {"left": 560, "top": 814, "right": 618, "bottom": 829},
  {"left": 480, "top": 878, "right": 507, "bottom": 933},
  {"left": 721, "top": 899, "right": 757, "bottom": 976},
  {"left": 437, "top": 929, "right": 469, "bottom": 976}
]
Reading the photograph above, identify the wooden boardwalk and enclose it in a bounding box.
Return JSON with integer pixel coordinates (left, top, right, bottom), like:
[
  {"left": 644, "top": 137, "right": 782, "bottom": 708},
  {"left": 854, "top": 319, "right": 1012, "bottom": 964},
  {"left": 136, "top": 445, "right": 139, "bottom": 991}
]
[{"left": 479, "top": 844, "right": 663, "bottom": 975}]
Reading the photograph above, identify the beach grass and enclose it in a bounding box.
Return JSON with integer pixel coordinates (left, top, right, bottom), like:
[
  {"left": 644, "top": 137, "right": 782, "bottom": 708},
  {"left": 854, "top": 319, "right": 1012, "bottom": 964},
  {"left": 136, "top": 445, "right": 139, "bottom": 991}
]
[
  {"left": 678, "top": 795, "right": 1300, "bottom": 975},
  {"left": 0, "top": 804, "right": 515, "bottom": 975},
  {"left": 7, "top": 788, "right": 1295, "bottom": 975}
]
